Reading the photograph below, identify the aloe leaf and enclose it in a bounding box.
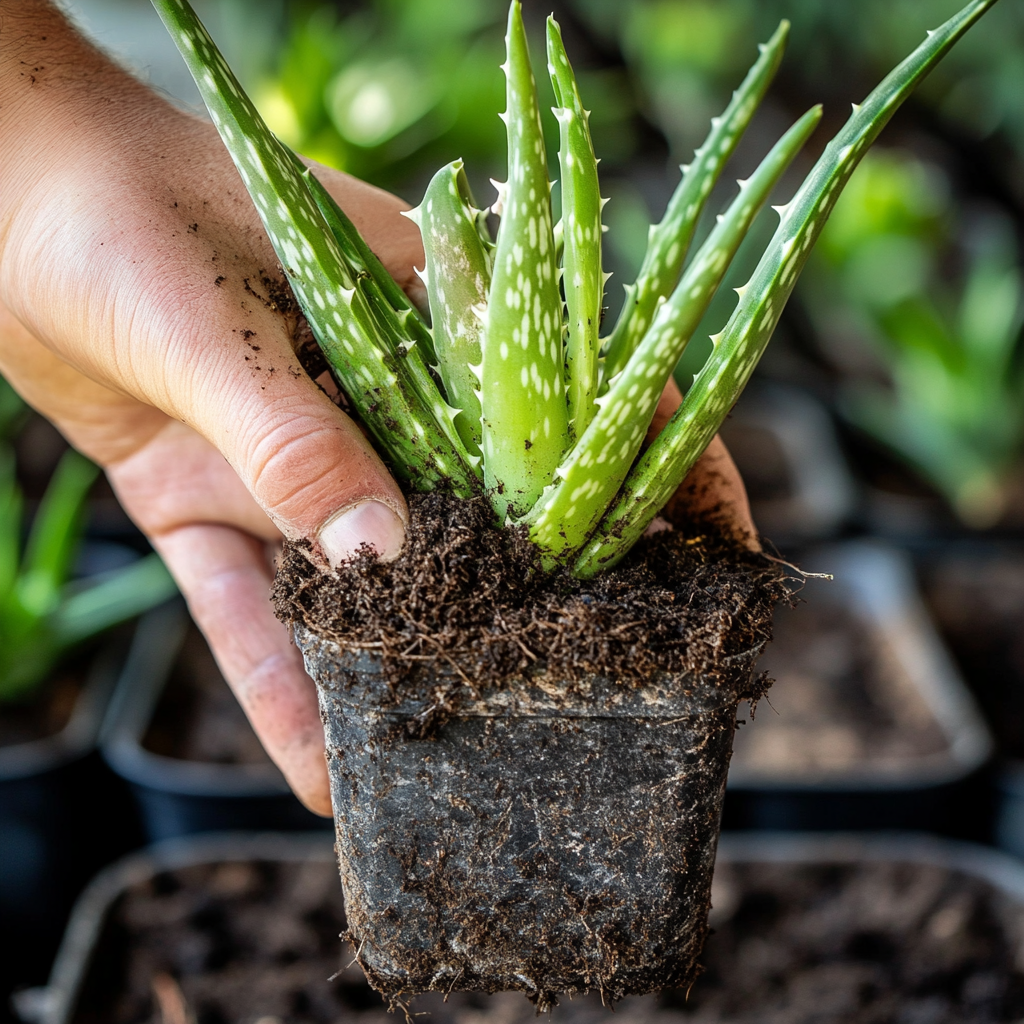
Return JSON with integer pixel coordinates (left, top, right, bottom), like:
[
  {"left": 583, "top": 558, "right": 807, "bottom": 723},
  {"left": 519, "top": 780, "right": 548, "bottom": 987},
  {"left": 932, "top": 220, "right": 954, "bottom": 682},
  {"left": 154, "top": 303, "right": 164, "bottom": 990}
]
[
  {"left": 52, "top": 553, "right": 178, "bottom": 646},
  {"left": 404, "top": 161, "right": 492, "bottom": 457},
  {"left": 479, "top": 0, "right": 570, "bottom": 520},
  {"left": 600, "top": 20, "right": 789, "bottom": 382},
  {"left": 547, "top": 16, "right": 604, "bottom": 441},
  {"left": 575, "top": 0, "right": 1001, "bottom": 579},
  {"left": 525, "top": 106, "right": 820, "bottom": 564},
  {"left": 18, "top": 449, "right": 98, "bottom": 618},
  {"left": 295, "top": 158, "right": 437, "bottom": 365},
  {"left": 151, "top": 0, "right": 477, "bottom": 495}
]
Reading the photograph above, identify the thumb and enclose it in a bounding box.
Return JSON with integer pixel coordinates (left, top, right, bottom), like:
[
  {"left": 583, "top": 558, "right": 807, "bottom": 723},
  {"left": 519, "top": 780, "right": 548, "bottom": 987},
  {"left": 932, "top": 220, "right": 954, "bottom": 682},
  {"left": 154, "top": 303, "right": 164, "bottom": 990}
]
[{"left": 183, "top": 312, "right": 408, "bottom": 564}]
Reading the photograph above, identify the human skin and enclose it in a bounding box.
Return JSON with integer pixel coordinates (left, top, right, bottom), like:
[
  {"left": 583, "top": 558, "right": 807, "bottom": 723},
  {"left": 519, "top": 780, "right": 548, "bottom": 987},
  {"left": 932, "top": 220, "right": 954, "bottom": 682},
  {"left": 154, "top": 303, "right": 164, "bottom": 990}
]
[{"left": 0, "top": 0, "right": 755, "bottom": 815}]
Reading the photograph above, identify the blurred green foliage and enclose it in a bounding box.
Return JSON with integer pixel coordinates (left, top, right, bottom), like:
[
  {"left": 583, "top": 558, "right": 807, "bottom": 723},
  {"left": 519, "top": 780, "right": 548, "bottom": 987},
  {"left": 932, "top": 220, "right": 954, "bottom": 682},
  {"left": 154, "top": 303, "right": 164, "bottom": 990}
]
[
  {"left": 807, "top": 150, "right": 1024, "bottom": 526},
  {"left": 251, "top": 0, "right": 518, "bottom": 193},
  {"left": 248, "top": 0, "right": 643, "bottom": 198},
  {"left": 571, "top": 0, "right": 1024, "bottom": 173},
  {"left": 0, "top": 376, "right": 178, "bottom": 702}
]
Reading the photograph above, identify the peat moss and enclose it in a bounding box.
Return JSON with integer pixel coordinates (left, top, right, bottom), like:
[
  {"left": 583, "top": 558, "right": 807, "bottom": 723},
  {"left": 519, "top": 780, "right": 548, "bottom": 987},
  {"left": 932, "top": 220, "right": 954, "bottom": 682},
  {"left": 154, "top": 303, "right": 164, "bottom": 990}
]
[{"left": 272, "top": 491, "right": 788, "bottom": 695}]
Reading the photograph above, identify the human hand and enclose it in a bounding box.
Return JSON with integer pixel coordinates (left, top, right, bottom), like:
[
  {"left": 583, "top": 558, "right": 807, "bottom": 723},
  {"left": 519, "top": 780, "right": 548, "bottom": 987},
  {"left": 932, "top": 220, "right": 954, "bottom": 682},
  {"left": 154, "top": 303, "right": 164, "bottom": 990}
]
[
  {"left": 0, "top": 1, "right": 755, "bottom": 816},
  {"left": 0, "top": 1, "right": 418, "bottom": 814}
]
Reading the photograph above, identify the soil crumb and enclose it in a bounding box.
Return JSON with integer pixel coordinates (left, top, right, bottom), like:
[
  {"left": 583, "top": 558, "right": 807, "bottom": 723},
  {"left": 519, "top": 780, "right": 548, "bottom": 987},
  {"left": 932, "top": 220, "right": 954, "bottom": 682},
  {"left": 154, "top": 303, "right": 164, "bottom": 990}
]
[{"left": 272, "top": 492, "right": 788, "bottom": 695}]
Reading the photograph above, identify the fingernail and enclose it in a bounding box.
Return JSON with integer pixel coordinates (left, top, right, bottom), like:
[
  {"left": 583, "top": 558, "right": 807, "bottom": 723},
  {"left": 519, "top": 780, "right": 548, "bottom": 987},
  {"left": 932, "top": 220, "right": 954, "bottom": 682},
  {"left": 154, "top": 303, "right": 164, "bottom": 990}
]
[{"left": 319, "top": 501, "right": 406, "bottom": 566}]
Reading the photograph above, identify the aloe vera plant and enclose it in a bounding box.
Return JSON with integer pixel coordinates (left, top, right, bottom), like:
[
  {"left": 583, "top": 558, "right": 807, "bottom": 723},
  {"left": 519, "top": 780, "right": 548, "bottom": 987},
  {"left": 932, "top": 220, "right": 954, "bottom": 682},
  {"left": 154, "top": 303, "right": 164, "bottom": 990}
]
[
  {"left": 0, "top": 397, "right": 178, "bottom": 700},
  {"left": 152, "top": 0, "right": 998, "bottom": 576}
]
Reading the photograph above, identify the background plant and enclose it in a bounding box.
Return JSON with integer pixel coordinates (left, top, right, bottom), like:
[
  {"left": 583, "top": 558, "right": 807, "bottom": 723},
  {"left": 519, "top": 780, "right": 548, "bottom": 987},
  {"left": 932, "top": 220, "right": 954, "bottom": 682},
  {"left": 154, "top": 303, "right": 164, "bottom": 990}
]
[
  {"left": 802, "top": 149, "right": 1024, "bottom": 526},
  {"left": 153, "top": 0, "right": 997, "bottom": 577},
  {"left": 0, "top": 375, "right": 178, "bottom": 702}
]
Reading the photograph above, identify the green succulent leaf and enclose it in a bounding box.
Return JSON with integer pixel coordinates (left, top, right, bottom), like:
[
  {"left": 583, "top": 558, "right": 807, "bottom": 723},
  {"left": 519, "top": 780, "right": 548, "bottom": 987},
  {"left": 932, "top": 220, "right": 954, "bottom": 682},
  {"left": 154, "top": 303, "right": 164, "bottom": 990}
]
[
  {"left": 295, "top": 156, "right": 437, "bottom": 365},
  {"left": 600, "top": 19, "right": 789, "bottom": 382},
  {"left": 405, "top": 161, "right": 492, "bottom": 457},
  {"left": 479, "top": 0, "right": 570, "bottom": 520},
  {"left": 547, "top": 15, "right": 604, "bottom": 441},
  {"left": 575, "top": 0, "right": 1001, "bottom": 578},
  {"left": 151, "top": 0, "right": 477, "bottom": 496},
  {"left": 526, "top": 106, "right": 821, "bottom": 564}
]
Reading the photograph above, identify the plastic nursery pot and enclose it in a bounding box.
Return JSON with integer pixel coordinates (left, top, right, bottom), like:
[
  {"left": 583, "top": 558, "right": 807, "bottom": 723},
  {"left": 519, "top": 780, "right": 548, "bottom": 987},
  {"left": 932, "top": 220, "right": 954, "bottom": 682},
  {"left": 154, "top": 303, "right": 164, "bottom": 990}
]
[
  {"left": 723, "top": 540, "right": 994, "bottom": 837},
  {"left": 28, "top": 831, "right": 1024, "bottom": 1024},
  {"left": 917, "top": 541, "right": 1024, "bottom": 856},
  {"left": 688, "top": 830, "right": 1024, "bottom": 1020},
  {"left": 718, "top": 381, "right": 858, "bottom": 547},
  {"left": 102, "top": 601, "right": 328, "bottom": 841},
  {"left": 13, "top": 831, "right": 338, "bottom": 1024},
  {"left": 293, "top": 624, "right": 766, "bottom": 1006},
  {"left": 0, "top": 633, "right": 141, "bottom": 1005}
]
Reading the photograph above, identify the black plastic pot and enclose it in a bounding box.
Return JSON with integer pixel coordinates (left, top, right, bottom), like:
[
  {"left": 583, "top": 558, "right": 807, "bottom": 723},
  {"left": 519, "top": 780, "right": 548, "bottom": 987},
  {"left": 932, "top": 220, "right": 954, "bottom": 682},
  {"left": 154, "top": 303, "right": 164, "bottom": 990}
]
[
  {"left": 102, "top": 602, "right": 327, "bottom": 841},
  {"left": 295, "top": 626, "right": 765, "bottom": 1005},
  {"left": 723, "top": 541, "right": 994, "bottom": 837},
  {"left": 12, "top": 831, "right": 337, "bottom": 1024},
  {"left": 719, "top": 381, "right": 857, "bottom": 547},
  {"left": 916, "top": 541, "right": 1024, "bottom": 856},
  {"left": 0, "top": 635, "right": 141, "bottom": 1007}
]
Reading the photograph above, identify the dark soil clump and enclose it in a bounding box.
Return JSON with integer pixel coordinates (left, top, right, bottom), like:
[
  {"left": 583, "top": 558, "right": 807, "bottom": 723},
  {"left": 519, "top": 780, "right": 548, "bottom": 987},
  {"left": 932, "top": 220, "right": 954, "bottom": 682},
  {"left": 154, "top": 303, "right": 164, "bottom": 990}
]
[{"left": 273, "top": 492, "right": 787, "bottom": 697}]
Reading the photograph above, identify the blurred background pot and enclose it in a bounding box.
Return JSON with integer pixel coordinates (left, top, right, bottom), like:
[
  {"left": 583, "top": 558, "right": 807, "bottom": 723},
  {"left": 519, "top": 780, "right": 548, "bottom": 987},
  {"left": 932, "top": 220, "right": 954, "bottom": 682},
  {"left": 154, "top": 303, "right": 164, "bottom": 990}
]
[
  {"left": 724, "top": 541, "right": 994, "bottom": 837},
  {"left": 0, "top": 631, "right": 141, "bottom": 1014},
  {"left": 103, "top": 602, "right": 329, "bottom": 842},
  {"left": 918, "top": 542, "right": 1024, "bottom": 857},
  {"left": 22, "top": 829, "right": 1024, "bottom": 1024},
  {"left": 718, "top": 382, "right": 858, "bottom": 547}
]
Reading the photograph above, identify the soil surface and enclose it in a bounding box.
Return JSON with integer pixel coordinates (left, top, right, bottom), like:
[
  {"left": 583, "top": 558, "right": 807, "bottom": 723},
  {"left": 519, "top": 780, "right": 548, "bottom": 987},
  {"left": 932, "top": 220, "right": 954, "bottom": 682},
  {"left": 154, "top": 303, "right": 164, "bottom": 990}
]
[
  {"left": 142, "top": 625, "right": 269, "bottom": 765},
  {"left": 731, "top": 597, "right": 948, "bottom": 777},
  {"left": 921, "top": 547, "right": 1024, "bottom": 758},
  {"left": 273, "top": 492, "right": 787, "bottom": 698},
  {"left": 0, "top": 669, "right": 83, "bottom": 748},
  {"left": 74, "top": 855, "right": 1024, "bottom": 1024}
]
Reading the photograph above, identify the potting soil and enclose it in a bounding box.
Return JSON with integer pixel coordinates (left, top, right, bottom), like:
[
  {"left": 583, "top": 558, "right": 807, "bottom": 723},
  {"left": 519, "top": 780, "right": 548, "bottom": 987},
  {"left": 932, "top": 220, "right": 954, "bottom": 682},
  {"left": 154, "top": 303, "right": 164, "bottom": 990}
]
[
  {"left": 73, "top": 856, "right": 1024, "bottom": 1024},
  {"left": 273, "top": 491, "right": 787, "bottom": 702}
]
